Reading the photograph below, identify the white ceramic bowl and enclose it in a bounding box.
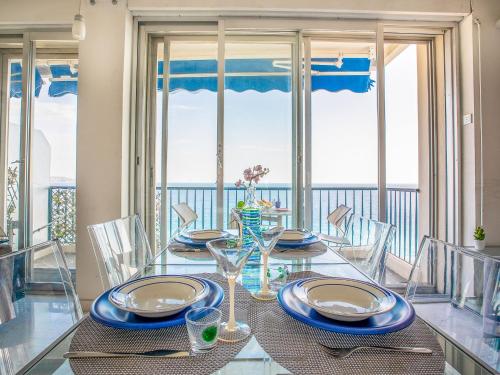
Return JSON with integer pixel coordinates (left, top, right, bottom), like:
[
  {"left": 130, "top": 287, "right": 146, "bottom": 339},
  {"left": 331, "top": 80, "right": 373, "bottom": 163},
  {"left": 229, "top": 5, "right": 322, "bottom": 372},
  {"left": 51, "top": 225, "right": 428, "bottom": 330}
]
[
  {"left": 109, "top": 275, "right": 208, "bottom": 318},
  {"left": 301, "top": 278, "right": 396, "bottom": 322},
  {"left": 184, "top": 230, "right": 229, "bottom": 241},
  {"left": 281, "top": 229, "right": 313, "bottom": 241}
]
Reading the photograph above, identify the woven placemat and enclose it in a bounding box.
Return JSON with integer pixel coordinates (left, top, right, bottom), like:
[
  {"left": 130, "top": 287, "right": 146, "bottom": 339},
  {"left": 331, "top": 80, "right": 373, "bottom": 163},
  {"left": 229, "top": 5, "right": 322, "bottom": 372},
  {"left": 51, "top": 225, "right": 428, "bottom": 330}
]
[
  {"left": 69, "top": 273, "right": 250, "bottom": 375},
  {"left": 249, "top": 271, "right": 445, "bottom": 375},
  {"left": 271, "top": 242, "right": 328, "bottom": 260}
]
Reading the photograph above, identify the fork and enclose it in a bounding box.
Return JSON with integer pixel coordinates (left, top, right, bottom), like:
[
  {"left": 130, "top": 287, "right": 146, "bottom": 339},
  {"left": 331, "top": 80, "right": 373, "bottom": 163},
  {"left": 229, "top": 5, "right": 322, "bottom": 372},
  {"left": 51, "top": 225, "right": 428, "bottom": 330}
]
[{"left": 318, "top": 342, "right": 433, "bottom": 359}]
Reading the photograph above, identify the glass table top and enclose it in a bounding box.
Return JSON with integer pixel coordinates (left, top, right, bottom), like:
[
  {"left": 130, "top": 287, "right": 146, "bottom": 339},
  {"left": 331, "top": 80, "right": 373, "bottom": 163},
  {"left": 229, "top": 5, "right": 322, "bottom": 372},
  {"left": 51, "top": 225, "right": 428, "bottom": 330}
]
[{"left": 21, "top": 245, "right": 467, "bottom": 374}]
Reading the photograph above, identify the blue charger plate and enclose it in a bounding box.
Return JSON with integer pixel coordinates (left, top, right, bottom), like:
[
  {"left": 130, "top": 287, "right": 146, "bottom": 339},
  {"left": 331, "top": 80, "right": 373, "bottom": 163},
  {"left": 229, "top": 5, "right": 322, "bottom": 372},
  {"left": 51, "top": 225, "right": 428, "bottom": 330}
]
[
  {"left": 277, "top": 234, "right": 321, "bottom": 248},
  {"left": 277, "top": 278, "right": 415, "bottom": 335},
  {"left": 90, "top": 278, "right": 224, "bottom": 329}
]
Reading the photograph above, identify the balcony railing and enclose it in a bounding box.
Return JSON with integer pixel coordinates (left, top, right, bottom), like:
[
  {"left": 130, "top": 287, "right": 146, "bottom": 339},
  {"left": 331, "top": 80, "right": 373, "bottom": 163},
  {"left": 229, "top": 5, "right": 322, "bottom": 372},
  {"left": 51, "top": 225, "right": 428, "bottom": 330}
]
[{"left": 48, "top": 184, "right": 419, "bottom": 263}]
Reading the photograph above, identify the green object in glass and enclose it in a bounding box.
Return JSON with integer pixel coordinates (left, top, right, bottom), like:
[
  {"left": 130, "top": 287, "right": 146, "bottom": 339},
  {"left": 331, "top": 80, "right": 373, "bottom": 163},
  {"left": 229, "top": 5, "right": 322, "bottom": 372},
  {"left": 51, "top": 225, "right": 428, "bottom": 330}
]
[
  {"left": 237, "top": 200, "right": 245, "bottom": 209},
  {"left": 201, "top": 325, "right": 218, "bottom": 342}
]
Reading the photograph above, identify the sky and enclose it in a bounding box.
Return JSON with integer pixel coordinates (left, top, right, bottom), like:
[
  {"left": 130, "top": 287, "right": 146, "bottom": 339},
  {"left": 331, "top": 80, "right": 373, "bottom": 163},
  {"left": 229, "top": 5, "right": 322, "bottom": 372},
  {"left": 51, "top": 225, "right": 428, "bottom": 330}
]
[
  {"left": 158, "top": 44, "right": 418, "bottom": 187},
  {"left": 7, "top": 45, "right": 418, "bottom": 188}
]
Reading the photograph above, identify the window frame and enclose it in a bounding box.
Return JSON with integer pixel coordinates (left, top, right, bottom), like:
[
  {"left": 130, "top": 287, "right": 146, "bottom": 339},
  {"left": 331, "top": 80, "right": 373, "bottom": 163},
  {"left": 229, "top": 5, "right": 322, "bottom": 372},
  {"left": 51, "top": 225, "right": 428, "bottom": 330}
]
[{"left": 133, "top": 19, "right": 459, "bottom": 253}]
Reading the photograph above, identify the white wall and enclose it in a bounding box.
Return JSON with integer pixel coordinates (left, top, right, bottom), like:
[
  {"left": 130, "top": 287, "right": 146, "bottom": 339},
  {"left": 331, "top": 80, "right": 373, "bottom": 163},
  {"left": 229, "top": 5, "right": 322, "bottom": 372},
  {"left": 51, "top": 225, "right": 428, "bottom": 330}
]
[
  {"left": 75, "top": 1, "right": 132, "bottom": 305},
  {"left": 472, "top": 0, "right": 500, "bottom": 245},
  {"left": 459, "top": 0, "right": 500, "bottom": 245},
  {"left": 0, "top": 0, "right": 78, "bottom": 25},
  {"left": 129, "top": 0, "right": 469, "bottom": 19}
]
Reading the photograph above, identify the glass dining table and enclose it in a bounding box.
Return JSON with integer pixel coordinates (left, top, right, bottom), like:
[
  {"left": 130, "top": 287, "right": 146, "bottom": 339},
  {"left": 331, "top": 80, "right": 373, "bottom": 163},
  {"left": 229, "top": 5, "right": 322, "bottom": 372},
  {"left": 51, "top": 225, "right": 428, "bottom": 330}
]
[{"left": 23, "top": 242, "right": 445, "bottom": 375}]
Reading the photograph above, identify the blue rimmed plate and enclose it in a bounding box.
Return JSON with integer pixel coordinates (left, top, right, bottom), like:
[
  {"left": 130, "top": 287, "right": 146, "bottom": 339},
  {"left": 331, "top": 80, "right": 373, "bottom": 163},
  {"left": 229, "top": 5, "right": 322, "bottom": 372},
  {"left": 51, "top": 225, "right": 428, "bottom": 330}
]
[
  {"left": 109, "top": 275, "right": 209, "bottom": 318},
  {"left": 175, "top": 230, "right": 230, "bottom": 247},
  {"left": 91, "top": 277, "right": 223, "bottom": 330},
  {"left": 280, "top": 229, "right": 314, "bottom": 241},
  {"left": 277, "top": 234, "right": 321, "bottom": 248},
  {"left": 277, "top": 278, "right": 415, "bottom": 335},
  {"left": 295, "top": 277, "right": 397, "bottom": 322}
]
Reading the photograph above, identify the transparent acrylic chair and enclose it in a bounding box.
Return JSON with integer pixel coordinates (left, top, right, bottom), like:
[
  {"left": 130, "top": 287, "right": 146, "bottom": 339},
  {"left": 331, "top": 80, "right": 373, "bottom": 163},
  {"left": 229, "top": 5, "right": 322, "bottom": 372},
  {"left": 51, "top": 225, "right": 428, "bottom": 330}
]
[
  {"left": 319, "top": 205, "right": 353, "bottom": 245},
  {"left": 336, "top": 214, "right": 396, "bottom": 283},
  {"left": 0, "top": 240, "right": 82, "bottom": 375},
  {"left": 405, "top": 236, "right": 500, "bottom": 371},
  {"left": 88, "top": 215, "right": 153, "bottom": 290}
]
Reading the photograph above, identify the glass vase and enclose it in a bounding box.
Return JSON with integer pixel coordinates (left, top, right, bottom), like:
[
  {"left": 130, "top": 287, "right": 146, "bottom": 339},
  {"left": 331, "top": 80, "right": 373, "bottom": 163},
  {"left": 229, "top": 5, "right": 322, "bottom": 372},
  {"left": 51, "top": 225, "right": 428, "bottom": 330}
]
[{"left": 242, "top": 186, "right": 261, "bottom": 262}]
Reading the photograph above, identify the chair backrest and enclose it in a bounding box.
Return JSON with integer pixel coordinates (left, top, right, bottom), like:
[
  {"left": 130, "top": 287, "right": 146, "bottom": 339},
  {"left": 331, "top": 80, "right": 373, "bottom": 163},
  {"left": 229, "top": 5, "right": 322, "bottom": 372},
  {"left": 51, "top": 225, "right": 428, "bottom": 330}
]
[
  {"left": 88, "top": 215, "right": 153, "bottom": 290},
  {"left": 406, "top": 236, "right": 500, "bottom": 340},
  {"left": 172, "top": 203, "right": 198, "bottom": 229},
  {"left": 327, "top": 205, "right": 352, "bottom": 230},
  {"left": 0, "top": 240, "right": 82, "bottom": 374},
  {"left": 338, "top": 214, "right": 395, "bottom": 282},
  {"left": 406, "top": 236, "right": 500, "bottom": 302}
]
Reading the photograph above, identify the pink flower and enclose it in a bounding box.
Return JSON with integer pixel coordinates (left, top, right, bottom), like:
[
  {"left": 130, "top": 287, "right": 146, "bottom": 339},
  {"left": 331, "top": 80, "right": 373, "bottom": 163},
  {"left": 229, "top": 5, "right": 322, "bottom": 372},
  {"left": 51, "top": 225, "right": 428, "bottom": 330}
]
[
  {"left": 243, "top": 168, "right": 253, "bottom": 181},
  {"left": 254, "top": 176, "right": 260, "bottom": 184},
  {"left": 235, "top": 179, "right": 243, "bottom": 188},
  {"left": 254, "top": 165, "right": 263, "bottom": 172}
]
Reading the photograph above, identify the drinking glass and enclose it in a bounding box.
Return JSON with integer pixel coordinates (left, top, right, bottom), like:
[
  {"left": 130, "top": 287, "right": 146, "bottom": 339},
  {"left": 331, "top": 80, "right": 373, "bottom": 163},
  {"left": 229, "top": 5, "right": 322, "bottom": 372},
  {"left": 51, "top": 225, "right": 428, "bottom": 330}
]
[
  {"left": 206, "top": 238, "right": 257, "bottom": 342},
  {"left": 185, "top": 307, "right": 222, "bottom": 353},
  {"left": 268, "top": 263, "right": 290, "bottom": 292}
]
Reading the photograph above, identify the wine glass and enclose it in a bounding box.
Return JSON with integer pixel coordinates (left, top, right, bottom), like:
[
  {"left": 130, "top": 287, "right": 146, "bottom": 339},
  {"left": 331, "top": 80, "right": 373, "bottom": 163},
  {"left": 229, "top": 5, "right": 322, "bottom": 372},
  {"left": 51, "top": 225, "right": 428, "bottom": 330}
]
[
  {"left": 206, "top": 238, "right": 257, "bottom": 342},
  {"left": 231, "top": 209, "right": 285, "bottom": 300}
]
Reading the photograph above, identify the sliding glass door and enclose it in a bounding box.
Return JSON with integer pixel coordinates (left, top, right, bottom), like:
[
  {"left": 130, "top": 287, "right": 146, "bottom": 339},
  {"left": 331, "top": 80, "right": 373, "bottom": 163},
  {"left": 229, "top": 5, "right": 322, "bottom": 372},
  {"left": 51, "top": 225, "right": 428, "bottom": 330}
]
[
  {"left": 0, "top": 48, "right": 23, "bottom": 250},
  {"left": 305, "top": 38, "right": 379, "bottom": 234},
  {"left": 154, "top": 36, "right": 296, "bottom": 249},
  {"left": 155, "top": 38, "right": 219, "bottom": 249},
  {"left": 223, "top": 38, "right": 294, "bottom": 229},
  {"left": 31, "top": 47, "right": 79, "bottom": 268},
  {"left": 0, "top": 37, "right": 78, "bottom": 263}
]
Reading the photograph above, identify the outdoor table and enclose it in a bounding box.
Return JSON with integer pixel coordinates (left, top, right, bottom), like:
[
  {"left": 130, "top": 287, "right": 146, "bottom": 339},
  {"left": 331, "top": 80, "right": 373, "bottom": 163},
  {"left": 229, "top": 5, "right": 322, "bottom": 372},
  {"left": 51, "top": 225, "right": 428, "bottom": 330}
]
[
  {"left": 22, "top": 243, "right": 446, "bottom": 375},
  {"left": 261, "top": 208, "right": 292, "bottom": 227}
]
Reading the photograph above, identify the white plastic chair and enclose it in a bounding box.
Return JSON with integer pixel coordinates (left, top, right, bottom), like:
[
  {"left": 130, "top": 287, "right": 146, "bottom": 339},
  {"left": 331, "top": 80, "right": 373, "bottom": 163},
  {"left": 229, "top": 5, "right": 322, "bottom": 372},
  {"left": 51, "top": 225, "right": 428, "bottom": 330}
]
[
  {"left": 88, "top": 215, "right": 153, "bottom": 290},
  {"left": 0, "top": 240, "right": 82, "bottom": 374},
  {"left": 172, "top": 203, "right": 198, "bottom": 232},
  {"left": 320, "top": 205, "right": 352, "bottom": 244},
  {"left": 337, "top": 214, "right": 395, "bottom": 283}
]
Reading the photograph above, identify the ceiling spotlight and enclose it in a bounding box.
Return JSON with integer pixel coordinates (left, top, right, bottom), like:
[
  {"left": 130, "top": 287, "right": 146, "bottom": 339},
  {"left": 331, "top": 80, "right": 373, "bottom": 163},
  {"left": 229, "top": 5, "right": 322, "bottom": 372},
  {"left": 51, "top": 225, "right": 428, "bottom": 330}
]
[
  {"left": 72, "top": 0, "right": 86, "bottom": 40},
  {"left": 72, "top": 14, "right": 86, "bottom": 41}
]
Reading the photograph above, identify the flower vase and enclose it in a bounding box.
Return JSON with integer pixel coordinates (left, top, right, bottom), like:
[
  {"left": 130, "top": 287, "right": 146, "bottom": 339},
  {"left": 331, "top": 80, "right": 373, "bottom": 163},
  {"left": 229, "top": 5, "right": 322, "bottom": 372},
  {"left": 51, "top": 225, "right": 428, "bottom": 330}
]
[{"left": 242, "top": 186, "right": 261, "bottom": 262}]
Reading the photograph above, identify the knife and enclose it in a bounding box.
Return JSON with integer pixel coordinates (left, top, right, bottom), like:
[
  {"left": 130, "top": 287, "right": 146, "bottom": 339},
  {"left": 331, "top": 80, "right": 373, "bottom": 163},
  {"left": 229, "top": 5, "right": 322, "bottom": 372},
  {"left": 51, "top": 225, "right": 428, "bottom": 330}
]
[{"left": 63, "top": 349, "right": 192, "bottom": 359}]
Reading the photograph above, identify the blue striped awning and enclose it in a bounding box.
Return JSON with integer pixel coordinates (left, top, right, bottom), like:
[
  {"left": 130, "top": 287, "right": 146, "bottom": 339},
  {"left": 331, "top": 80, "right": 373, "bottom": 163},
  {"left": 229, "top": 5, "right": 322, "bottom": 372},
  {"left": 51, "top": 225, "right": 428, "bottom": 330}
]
[
  {"left": 48, "top": 65, "right": 78, "bottom": 97},
  {"left": 158, "top": 57, "right": 374, "bottom": 93},
  {"left": 9, "top": 63, "right": 78, "bottom": 98},
  {"left": 9, "top": 57, "right": 373, "bottom": 97},
  {"left": 9, "top": 63, "right": 43, "bottom": 98}
]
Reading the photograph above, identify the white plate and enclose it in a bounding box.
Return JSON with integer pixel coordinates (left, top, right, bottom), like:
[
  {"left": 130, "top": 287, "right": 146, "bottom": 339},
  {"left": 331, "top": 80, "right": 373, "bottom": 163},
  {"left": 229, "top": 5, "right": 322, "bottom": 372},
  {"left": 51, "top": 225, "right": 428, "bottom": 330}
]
[
  {"left": 281, "top": 229, "right": 313, "bottom": 241},
  {"left": 109, "top": 275, "right": 208, "bottom": 318},
  {"left": 184, "top": 230, "right": 228, "bottom": 241},
  {"left": 297, "top": 278, "right": 396, "bottom": 322}
]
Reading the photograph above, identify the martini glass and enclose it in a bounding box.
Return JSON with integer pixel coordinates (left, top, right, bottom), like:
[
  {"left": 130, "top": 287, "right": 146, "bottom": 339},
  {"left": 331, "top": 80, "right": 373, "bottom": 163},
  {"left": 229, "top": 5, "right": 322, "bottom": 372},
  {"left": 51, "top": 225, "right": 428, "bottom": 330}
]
[
  {"left": 231, "top": 209, "right": 285, "bottom": 300},
  {"left": 206, "top": 237, "right": 257, "bottom": 342},
  {"left": 248, "top": 226, "right": 285, "bottom": 300}
]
